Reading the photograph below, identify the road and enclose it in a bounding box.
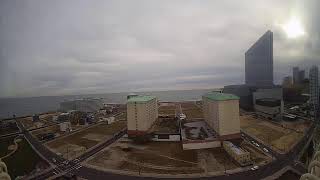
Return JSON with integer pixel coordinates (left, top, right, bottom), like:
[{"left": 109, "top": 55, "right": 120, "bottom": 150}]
[
  {"left": 68, "top": 124, "right": 315, "bottom": 180},
  {"left": 12, "top": 111, "right": 314, "bottom": 180}
]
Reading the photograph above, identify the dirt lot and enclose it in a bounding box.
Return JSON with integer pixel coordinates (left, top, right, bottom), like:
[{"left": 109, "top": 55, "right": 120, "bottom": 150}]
[
  {"left": 158, "top": 104, "right": 176, "bottom": 116},
  {"left": 19, "top": 112, "right": 59, "bottom": 129},
  {"left": 240, "top": 114, "right": 305, "bottom": 153},
  {"left": 31, "top": 125, "right": 61, "bottom": 140},
  {"left": 85, "top": 141, "right": 242, "bottom": 175},
  {"left": 151, "top": 117, "right": 179, "bottom": 133},
  {"left": 181, "top": 102, "right": 203, "bottom": 120},
  {"left": 45, "top": 121, "right": 126, "bottom": 159},
  {"left": 115, "top": 112, "right": 127, "bottom": 121}
]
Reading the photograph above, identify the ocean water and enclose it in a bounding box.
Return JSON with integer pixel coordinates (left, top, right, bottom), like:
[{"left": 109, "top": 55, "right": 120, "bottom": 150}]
[{"left": 0, "top": 89, "right": 215, "bottom": 119}]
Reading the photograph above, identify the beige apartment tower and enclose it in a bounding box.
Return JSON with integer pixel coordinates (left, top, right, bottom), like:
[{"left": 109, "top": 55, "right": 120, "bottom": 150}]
[
  {"left": 127, "top": 95, "right": 158, "bottom": 137},
  {"left": 202, "top": 92, "right": 240, "bottom": 139}
]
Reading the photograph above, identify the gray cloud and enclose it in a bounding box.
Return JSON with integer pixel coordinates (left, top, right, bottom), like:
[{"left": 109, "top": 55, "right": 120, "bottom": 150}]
[{"left": 0, "top": 0, "right": 319, "bottom": 97}]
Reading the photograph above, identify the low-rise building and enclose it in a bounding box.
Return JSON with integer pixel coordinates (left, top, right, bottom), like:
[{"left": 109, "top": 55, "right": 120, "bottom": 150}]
[
  {"left": 59, "top": 98, "right": 104, "bottom": 112},
  {"left": 60, "top": 122, "right": 72, "bottom": 132},
  {"left": 253, "top": 88, "right": 283, "bottom": 120},
  {"left": 202, "top": 92, "right": 241, "bottom": 140},
  {"left": 127, "top": 95, "right": 158, "bottom": 137},
  {"left": 223, "top": 141, "right": 251, "bottom": 166}
]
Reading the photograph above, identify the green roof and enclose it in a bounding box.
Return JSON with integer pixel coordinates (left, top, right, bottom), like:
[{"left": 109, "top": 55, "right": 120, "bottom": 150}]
[
  {"left": 203, "top": 92, "right": 239, "bottom": 101},
  {"left": 127, "top": 95, "right": 156, "bottom": 103}
]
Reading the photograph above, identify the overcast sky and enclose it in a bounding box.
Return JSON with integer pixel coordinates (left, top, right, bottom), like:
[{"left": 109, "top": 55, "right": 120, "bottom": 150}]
[{"left": 0, "top": 0, "right": 319, "bottom": 98}]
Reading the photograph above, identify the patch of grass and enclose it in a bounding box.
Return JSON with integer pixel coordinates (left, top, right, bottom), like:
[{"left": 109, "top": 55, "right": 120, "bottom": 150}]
[
  {"left": 0, "top": 128, "right": 19, "bottom": 136},
  {"left": 2, "top": 137, "right": 48, "bottom": 179},
  {"left": 0, "top": 137, "right": 15, "bottom": 157}
]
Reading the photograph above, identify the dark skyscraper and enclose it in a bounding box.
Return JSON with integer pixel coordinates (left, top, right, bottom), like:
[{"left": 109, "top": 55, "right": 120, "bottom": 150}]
[
  {"left": 293, "top": 67, "right": 300, "bottom": 84},
  {"left": 245, "top": 30, "right": 273, "bottom": 87}
]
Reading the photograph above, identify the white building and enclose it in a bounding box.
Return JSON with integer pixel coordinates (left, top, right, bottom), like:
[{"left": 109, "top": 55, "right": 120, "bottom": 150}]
[
  {"left": 202, "top": 92, "right": 241, "bottom": 140},
  {"left": 60, "top": 122, "right": 72, "bottom": 132},
  {"left": 223, "top": 141, "right": 251, "bottom": 166},
  {"left": 127, "top": 95, "right": 158, "bottom": 137}
]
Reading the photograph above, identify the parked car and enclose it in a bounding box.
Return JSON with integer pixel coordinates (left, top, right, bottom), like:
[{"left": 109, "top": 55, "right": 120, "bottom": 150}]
[
  {"left": 251, "top": 165, "right": 259, "bottom": 171},
  {"left": 263, "top": 148, "right": 269, "bottom": 153}
]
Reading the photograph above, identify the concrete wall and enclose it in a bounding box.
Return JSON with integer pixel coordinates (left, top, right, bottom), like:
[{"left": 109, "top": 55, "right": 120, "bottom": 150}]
[
  {"left": 203, "top": 97, "right": 219, "bottom": 133},
  {"left": 127, "top": 98, "right": 158, "bottom": 134},
  {"left": 182, "top": 141, "right": 221, "bottom": 150},
  {"left": 218, "top": 100, "right": 240, "bottom": 136}
]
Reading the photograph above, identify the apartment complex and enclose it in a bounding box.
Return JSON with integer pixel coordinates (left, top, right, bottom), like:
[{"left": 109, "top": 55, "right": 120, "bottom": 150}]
[
  {"left": 127, "top": 95, "right": 158, "bottom": 137},
  {"left": 245, "top": 30, "right": 273, "bottom": 88},
  {"left": 202, "top": 92, "right": 240, "bottom": 139}
]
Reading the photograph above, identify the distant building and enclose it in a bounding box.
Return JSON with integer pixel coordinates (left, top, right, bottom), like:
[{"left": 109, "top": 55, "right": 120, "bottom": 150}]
[
  {"left": 299, "top": 70, "right": 305, "bottom": 82},
  {"left": 223, "top": 141, "right": 251, "bottom": 166},
  {"left": 293, "top": 67, "right": 305, "bottom": 85},
  {"left": 202, "top": 92, "right": 241, "bottom": 140},
  {"left": 60, "top": 122, "right": 72, "bottom": 132},
  {"left": 282, "top": 76, "right": 293, "bottom": 88},
  {"left": 309, "top": 65, "right": 319, "bottom": 120},
  {"left": 293, "top": 67, "right": 300, "bottom": 84},
  {"left": 223, "top": 84, "right": 253, "bottom": 110},
  {"left": 127, "top": 93, "right": 138, "bottom": 100},
  {"left": 59, "top": 98, "right": 103, "bottom": 113},
  {"left": 32, "top": 114, "right": 40, "bottom": 122},
  {"left": 127, "top": 96, "right": 158, "bottom": 137},
  {"left": 253, "top": 88, "right": 284, "bottom": 120},
  {"left": 245, "top": 30, "right": 273, "bottom": 88}
]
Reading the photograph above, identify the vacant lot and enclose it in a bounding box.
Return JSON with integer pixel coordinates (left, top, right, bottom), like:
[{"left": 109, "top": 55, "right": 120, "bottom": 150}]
[
  {"left": 181, "top": 102, "right": 203, "bottom": 120},
  {"left": 19, "top": 112, "right": 59, "bottom": 129},
  {"left": 86, "top": 141, "right": 242, "bottom": 176},
  {"left": 240, "top": 114, "right": 304, "bottom": 153},
  {"left": 159, "top": 105, "right": 176, "bottom": 116},
  {"left": 0, "top": 136, "right": 49, "bottom": 179},
  {"left": 46, "top": 121, "right": 126, "bottom": 159},
  {"left": 115, "top": 112, "right": 127, "bottom": 121},
  {"left": 0, "top": 122, "right": 19, "bottom": 136}
]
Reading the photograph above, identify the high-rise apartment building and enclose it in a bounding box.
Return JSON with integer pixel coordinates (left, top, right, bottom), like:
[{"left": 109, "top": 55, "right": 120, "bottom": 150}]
[
  {"left": 202, "top": 92, "right": 240, "bottom": 139},
  {"left": 245, "top": 30, "right": 273, "bottom": 87},
  {"left": 309, "top": 66, "right": 319, "bottom": 120},
  {"left": 293, "top": 67, "right": 305, "bottom": 84},
  {"left": 127, "top": 95, "right": 158, "bottom": 137}
]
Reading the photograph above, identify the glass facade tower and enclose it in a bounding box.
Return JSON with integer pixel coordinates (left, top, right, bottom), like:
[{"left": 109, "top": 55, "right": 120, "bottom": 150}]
[{"left": 245, "top": 30, "right": 273, "bottom": 87}]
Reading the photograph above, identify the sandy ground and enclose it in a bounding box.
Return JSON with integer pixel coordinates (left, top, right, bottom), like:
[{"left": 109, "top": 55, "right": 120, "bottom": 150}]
[
  {"left": 45, "top": 121, "right": 126, "bottom": 160},
  {"left": 240, "top": 114, "right": 306, "bottom": 153},
  {"left": 85, "top": 140, "right": 246, "bottom": 175},
  {"left": 19, "top": 112, "right": 59, "bottom": 129},
  {"left": 158, "top": 104, "right": 176, "bottom": 116},
  {"left": 181, "top": 102, "right": 203, "bottom": 120}
]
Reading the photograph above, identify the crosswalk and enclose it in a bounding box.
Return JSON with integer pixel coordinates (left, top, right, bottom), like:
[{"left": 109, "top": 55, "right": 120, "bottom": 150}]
[{"left": 52, "top": 161, "right": 83, "bottom": 177}]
